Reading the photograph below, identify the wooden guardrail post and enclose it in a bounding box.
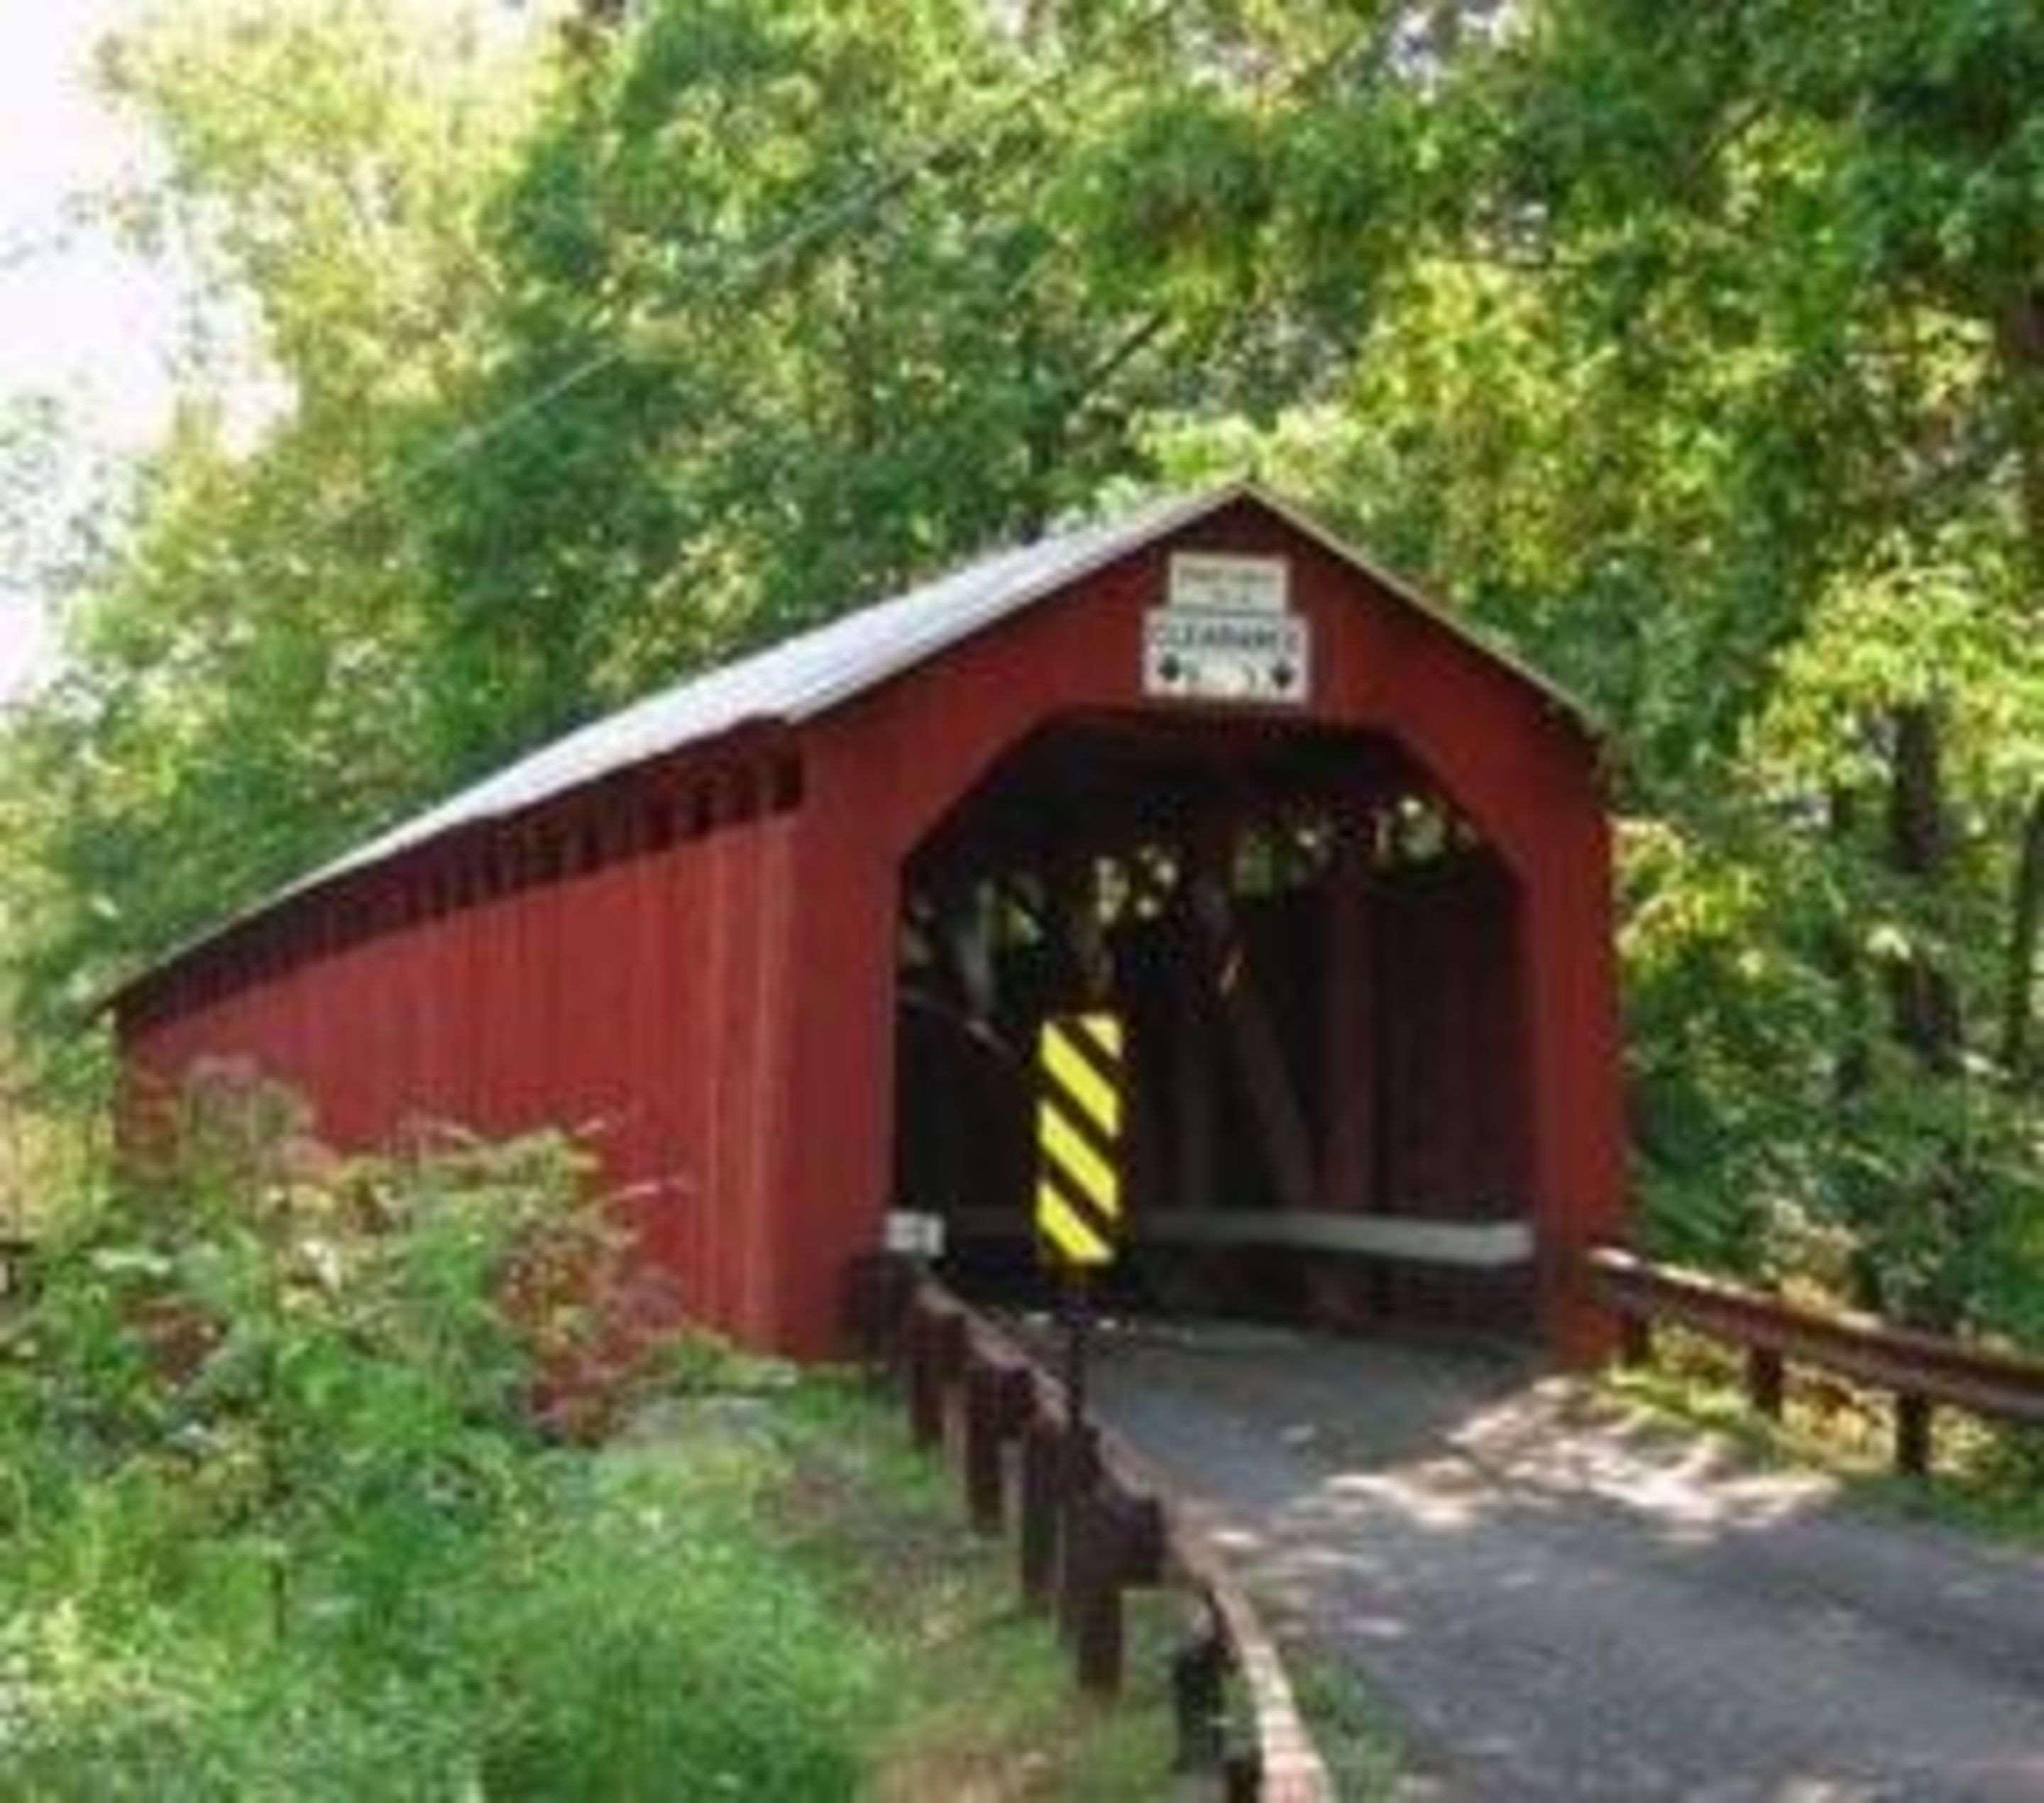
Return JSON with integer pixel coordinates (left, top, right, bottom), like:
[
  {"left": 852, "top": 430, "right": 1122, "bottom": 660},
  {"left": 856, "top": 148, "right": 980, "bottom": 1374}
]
[
  {"left": 906, "top": 1300, "right": 943, "bottom": 1449},
  {"left": 842, "top": 1250, "right": 911, "bottom": 1372},
  {"left": 1896, "top": 1393, "right": 1933, "bottom": 1478},
  {"left": 1072, "top": 1480, "right": 1165, "bottom": 1697},
  {"left": 932, "top": 1308, "right": 970, "bottom": 1506},
  {"left": 1619, "top": 1308, "right": 1654, "bottom": 1369},
  {"left": 1056, "top": 1421, "right": 1101, "bottom": 1643},
  {"left": 1747, "top": 1345, "right": 1784, "bottom": 1420},
  {"left": 963, "top": 1347, "right": 1025, "bottom": 1535},
  {"left": 1172, "top": 1624, "right": 1229, "bottom": 1773},
  {"left": 1070, "top": 1490, "right": 1121, "bottom": 1693},
  {"left": 911, "top": 1300, "right": 966, "bottom": 1447},
  {"left": 1018, "top": 1406, "right": 1061, "bottom": 1609},
  {"left": 932, "top": 1304, "right": 968, "bottom": 1390}
]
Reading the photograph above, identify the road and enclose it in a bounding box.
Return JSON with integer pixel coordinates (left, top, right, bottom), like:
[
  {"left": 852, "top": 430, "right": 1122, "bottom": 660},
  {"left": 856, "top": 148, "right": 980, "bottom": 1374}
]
[{"left": 1078, "top": 1321, "right": 2044, "bottom": 1802}]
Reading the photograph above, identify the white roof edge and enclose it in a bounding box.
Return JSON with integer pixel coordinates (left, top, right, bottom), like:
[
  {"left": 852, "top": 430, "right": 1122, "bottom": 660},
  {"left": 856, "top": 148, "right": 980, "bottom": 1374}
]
[{"left": 112, "top": 481, "right": 1593, "bottom": 1006}]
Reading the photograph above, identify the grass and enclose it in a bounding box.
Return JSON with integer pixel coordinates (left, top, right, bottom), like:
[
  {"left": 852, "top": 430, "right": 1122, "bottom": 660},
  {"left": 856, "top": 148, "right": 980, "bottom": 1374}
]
[
  {"left": 733, "top": 1374, "right": 1194, "bottom": 1802},
  {"left": 1, "top": 1393, "right": 883, "bottom": 1802},
  {"left": 1605, "top": 1324, "right": 2044, "bottom": 1545},
  {"left": 1282, "top": 1653, "right": 1409, "bottom": 1801}
]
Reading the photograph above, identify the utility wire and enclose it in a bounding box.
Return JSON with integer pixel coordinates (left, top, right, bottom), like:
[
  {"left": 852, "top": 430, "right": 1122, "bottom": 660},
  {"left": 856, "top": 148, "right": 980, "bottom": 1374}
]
[{"left": 366, "top": 0, "right": 1186, "bottom": 514}]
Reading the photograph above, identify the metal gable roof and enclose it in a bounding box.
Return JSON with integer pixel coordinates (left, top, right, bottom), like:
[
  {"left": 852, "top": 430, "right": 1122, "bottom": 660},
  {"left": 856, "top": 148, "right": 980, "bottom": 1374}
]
[
  {"left": 119, "top": 481, "right": 1593, "bottom": 1002},
  {"left": 295, "top": 485, "right": 1226, "bottom": 894}
]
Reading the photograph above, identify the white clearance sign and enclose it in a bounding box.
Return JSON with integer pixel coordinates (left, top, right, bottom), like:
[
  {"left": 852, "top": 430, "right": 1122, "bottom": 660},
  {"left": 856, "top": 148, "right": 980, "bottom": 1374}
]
[{"left": 1143, "top": 553, "right": 1309, "bottom": 705}]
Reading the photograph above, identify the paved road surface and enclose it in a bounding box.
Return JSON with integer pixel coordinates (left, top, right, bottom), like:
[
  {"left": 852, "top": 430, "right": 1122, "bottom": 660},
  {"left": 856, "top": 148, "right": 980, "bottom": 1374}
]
[{"left": 1077, "top": 1322, "right": 2044, "bottom": 1802}]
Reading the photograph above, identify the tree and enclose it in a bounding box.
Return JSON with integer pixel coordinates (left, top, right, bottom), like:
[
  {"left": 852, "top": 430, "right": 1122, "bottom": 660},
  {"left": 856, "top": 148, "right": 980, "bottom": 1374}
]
[
  {"left": 404, "top": 0, "right": 1244, "bottom": 778},
  {"left": 1, "top": 1, "right": 554, "bottom": 1062}
]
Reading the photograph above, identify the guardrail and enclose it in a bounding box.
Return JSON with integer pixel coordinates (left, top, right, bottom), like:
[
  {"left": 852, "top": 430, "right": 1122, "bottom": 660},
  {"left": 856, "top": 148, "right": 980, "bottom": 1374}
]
[
  {"left": 847, "top": 1254, "right": 1332, "bottom": 1803},
  {"left": 1588, "top": 1246, "right": 2044, "bottom": 1476}
]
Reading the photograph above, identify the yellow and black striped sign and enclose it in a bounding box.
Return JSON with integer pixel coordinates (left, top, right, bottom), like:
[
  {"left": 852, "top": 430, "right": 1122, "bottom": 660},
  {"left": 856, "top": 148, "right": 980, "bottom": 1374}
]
[{"left": 1035, "top": 1011, "right": 1124, "bottom": 1268}]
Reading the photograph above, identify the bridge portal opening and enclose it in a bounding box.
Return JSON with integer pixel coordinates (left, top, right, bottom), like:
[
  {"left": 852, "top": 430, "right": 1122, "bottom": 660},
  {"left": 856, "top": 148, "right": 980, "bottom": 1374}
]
[{"left": 891, "top": 711, "right": 1535, "bottom": 1335}]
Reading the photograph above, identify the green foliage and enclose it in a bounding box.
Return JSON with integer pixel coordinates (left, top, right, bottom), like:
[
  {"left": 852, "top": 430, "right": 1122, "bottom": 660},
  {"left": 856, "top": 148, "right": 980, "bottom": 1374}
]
[
  {"left": 407, "top": 0, "right": 1240, "bottom": 779},
  {"left": 0, "top": 1085, "right": 1214, "bottom": 1797},
  {"left": 1, "top": 0, "right": 549, "bottom": 1071},
  {"left": 476, "top": 1447, "right": 871, "bottom": 1802},
  {"left": 1, "top": 0, "right": 1237, "bottom": 1048},
  {"left": 0, "top": 1075, "right": 874, "bottom": 1800}
]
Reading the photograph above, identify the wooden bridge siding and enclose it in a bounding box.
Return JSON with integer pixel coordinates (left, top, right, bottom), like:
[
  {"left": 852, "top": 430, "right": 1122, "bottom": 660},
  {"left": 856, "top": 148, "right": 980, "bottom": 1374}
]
[
  {"left": 772, "top": 497, "right": 1623, "bottom": 1362},
  {"left": 119, "top": 783, "right": 804, "bottom": 1352}
]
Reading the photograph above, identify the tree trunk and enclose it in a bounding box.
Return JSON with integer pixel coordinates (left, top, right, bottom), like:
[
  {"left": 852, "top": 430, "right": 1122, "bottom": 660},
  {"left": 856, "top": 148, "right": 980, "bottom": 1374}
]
[
  {"left": 2001, "top": 790, "right": 2044, "bottom": 1083},
  {"left": 1883, "top": 703, "right": 1962, "bottom": 1072},
  {"left": 563, "top": 0, "right": 628, "bottom": 57},
  {"left": 1886, "top": 702, "right": 1943, "bottom": 877},
  {"left": 1991, "top": 295, "right": 2044, "bottom": 1080},
  {"left": 1994, "top": 290, "right": 2044, "bottom": 597},
  {"left": 1878, "top": 703, "right": 1970, "bottom": 1332},
  {"left": 1825, "top": 784, "right": 1870, "bottom": 1100}
]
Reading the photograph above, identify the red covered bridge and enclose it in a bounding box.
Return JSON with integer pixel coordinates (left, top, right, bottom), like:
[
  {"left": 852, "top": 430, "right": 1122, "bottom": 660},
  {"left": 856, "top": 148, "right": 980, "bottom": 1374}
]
[{"left": 114, "top": 485, "right": 1625, "bottom": 1360}]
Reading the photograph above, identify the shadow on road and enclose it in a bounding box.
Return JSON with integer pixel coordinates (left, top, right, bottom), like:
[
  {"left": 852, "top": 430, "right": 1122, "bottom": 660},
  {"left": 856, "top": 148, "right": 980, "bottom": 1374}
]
[{"left": 1067, "top": 1319, "right": 2044, "bottom": 1803}]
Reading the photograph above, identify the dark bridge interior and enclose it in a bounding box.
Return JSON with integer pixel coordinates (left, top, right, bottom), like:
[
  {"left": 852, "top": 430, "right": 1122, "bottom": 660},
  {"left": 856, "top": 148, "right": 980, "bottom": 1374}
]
[{"left": 891, "top": 709, "right": 1534, "bottom": 1332}]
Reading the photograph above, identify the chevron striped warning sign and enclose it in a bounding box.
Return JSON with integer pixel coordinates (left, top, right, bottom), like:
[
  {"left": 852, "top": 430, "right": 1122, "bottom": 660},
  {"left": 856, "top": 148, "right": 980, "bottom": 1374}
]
[{"left": 1035, "top": 1011, "right": 1124, "bottom": 1268}]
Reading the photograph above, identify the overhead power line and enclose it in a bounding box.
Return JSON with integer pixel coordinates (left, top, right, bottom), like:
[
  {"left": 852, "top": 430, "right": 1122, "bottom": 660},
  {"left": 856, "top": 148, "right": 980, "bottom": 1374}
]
[{"left": 373, "top": 0, "right": 1187, "bottom": 513}]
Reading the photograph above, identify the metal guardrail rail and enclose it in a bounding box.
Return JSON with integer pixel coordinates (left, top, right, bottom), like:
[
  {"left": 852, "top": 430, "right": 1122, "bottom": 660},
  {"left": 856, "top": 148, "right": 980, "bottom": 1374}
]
[
  {"left": 848, "top": 1255, "right": 1334, "bottom": 1803},
  {"left": 1588, "top": 1246, "right": 2044, "bottom": 1476}
]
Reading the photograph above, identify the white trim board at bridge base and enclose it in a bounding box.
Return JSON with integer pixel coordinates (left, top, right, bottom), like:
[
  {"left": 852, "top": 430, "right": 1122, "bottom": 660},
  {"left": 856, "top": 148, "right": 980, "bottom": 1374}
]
[{"left": 952, "top": 1209, "right": 1534, "bottom": 1268}]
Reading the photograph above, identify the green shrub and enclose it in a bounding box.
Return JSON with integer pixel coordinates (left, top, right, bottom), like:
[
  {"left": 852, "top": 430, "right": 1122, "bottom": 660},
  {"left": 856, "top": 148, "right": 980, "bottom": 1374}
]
[
  {"left": 471, "top": 1449, "right": 876, "bottom": 1802},
  {"left": 0, "top": 1068, "right": 874, "bottom": 1800}
]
